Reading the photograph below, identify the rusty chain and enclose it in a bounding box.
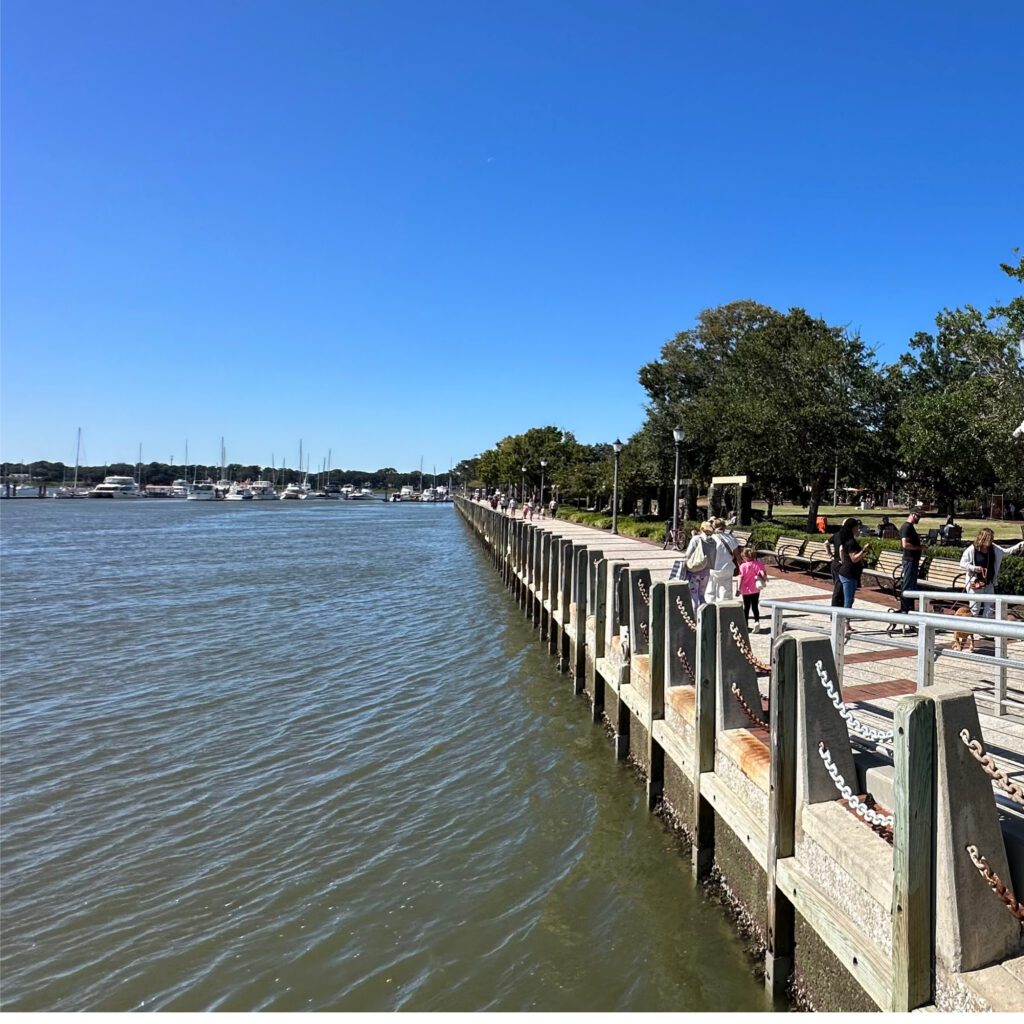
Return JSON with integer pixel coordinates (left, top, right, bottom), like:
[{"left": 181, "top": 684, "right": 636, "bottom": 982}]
[
  {"left": 728, "top": 621, "right": 772, "bottom": 674},
  {"left": 817, "top": 741, "right": 894, "bottom": 841},
  {"left": 675, "top": 595, "right": 697, "bottom": 630},
  {"left": 966, "top": 845, "right": 1024, "bottom": 923},
  {"left": 675, "top": 646, "right": 695, "bottom": 683},
  {"left": 730, "top": 682, "right": 767, "bottom": 728},
  {"left": 636, "top": 578, "right": 650, "bottom": 606},
  {"left": 959, "top": 729, "right": 1024, "bottom": 807},
  {"left": 814, "top": 660, "right": 894, "bottom": 744}
]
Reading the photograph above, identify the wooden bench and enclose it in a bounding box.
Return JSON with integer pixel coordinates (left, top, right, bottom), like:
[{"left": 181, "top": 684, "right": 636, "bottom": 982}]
[
  {"left": 861, "top": 550, "right": 904, "bottom": 597},
  {"left": 756, "top": 535, "right": 806, "bottom": 571},
  {"left": 786, "top": 540, "right": 833, "bottom": 577},
  {"left": 732, "top": 529, "right": 751, "bottom": 549},
  {"left": 918, "top": 557, "right": 966, "bottom": 594}
]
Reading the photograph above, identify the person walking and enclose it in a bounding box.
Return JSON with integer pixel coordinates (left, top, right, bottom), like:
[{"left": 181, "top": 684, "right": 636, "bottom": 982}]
[
  {"left": 705, "top": 518, "right": 740, "bottom": 604},
  {"left": 508, "top": 496, "right": 517, "bottom": 518},
  {"left": 898, "top": 511, "right": 927, "bottom": 624},
  {"left": 683, "top": 522, "right": 714, "bottom": 609},
  {"left": 825, "top": 525, "right": 844, "bottom": 607},
  {"left": 736, "top": 546, "right": 768, "bottom": 633}
]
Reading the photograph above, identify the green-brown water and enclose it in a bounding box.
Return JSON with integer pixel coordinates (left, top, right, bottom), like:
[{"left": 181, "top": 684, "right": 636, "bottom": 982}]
[{"left": 0, "top": 499, "right": 768, "bottom": 1011}]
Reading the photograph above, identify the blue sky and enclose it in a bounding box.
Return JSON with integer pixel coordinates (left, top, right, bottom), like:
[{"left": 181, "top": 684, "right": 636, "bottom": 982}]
[{"left": 3, "top": 1, "right": 1022, "bottom": 471}]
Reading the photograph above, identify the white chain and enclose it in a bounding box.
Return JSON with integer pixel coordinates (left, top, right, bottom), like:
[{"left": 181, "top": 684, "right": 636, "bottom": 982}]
[
  {"left": 675, "top": 595, "right": 697, "bottom": 630},
  {"left": 815, "top": 660, "right": 894, "bottom": 743},
  {"left": 620, "top": 626, "right": 630, "bottom": 658},
  {"left": 817, "top": 742, "right": 894, "bottom": 831}
]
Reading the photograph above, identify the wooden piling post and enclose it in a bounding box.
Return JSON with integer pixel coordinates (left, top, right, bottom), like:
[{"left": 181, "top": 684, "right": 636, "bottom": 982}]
[
  {"left": 647, "top": 581, "right": 666, "bottom": 810},
  {"left": 692, "top": 602, "right": 718, "bottom": 881},
  {"left": 765, "top": 635, "right": 797, "bottom": 1001},
  {"left": 891, "top": 693, "right": 936, "bottom": 1012}
]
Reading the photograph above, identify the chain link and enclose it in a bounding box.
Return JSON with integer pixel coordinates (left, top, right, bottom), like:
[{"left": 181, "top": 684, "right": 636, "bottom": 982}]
[
  {"left": 636, "top": 577, "right": 650, "bottom": 606},
  {"left": 729, "top": 621, "right": 772, "bottom": 673},
  {"left": 730, "top": 682, "right": 767, "bottom": 728},
  {"left": 814, "top": 660, "right": 894, "bottom": 744},
  {"left": 817, "top": 741, "right": 894, "bottom": 840},
  {"left": 959, "top": 730, "right": 1024, "bottom": 806},
  {"left": 675, "top": 646, "right": 695, "bottom": 683},
  {"left": 638, "top": 620, "right": 649, "bottom": 643},
  {"left": 966, "top": 845, "right": 1024, "bottom": 923},
  {"left": 675, "top": 595, "right": 697, "bottom": 630},
  {"left": 620, "top": 626, "right": 630, "bottom": 659}
]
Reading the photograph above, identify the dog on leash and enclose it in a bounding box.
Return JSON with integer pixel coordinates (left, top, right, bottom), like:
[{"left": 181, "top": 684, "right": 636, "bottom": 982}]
[{"left": 951, "top": 606, "right": 975, "bottom": 652}]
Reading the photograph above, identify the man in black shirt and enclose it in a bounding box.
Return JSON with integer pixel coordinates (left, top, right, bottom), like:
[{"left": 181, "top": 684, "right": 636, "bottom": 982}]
[{"left": 898, "top": 511, "right": 926, "bottom": 617}]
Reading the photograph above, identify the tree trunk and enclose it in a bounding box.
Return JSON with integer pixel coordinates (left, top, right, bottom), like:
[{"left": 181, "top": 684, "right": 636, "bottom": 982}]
[
  {"left": 766, "top": 492, "right": 775, "bottom": 520},
  {"left": 805, "top": 480, "right": 826, "bottom": 534}
]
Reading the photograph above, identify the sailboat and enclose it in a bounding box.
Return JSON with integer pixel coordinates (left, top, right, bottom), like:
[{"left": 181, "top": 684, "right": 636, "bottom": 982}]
[{"left": 54, "top": 428, "right": 89, "bottom": 498}]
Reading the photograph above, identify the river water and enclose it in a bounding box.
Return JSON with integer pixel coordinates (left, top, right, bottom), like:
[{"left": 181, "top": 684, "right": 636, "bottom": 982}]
[{"left": 0, "top": 499, "right": 768, "bottom": 1012}]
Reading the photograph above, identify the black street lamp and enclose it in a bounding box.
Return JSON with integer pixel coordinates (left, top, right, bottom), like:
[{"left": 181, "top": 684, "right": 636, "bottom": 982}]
[
  {"left": 521, "top": 464, "right": 527, "bottom": 503},
  {"left": 672, "top": 426, "right": 684, "bottom": 542},
  {"left": 611, "top": 439, "right": 623, "bottom": 534}
]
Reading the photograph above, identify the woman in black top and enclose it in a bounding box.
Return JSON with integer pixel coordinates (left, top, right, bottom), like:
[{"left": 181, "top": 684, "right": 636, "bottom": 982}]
[{"left": 835, "top": 517, "right": 865, "bottom": 633}]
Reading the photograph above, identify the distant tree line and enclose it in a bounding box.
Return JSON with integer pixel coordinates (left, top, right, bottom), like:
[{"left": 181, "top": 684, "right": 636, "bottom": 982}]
[
  {"left": 470, "top": 255, "right": 1024, "bottom": 532},
  {"left": 0, "top": 461, "right": 459, "bottom": 492}
]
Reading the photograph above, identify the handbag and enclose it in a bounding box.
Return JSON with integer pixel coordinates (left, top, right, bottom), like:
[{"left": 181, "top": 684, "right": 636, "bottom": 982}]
[{"left": 685, "top": 539, "right": 710, "bottom": 573}]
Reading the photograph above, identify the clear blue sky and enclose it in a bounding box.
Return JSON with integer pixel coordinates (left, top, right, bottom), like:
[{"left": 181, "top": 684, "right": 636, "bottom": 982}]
[{"left": 3, "top": 1, "right": 1022, "bottom": 471}]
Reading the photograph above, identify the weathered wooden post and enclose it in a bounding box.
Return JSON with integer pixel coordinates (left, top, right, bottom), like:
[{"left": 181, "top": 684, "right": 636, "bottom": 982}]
[
  {"left": 765, "top": 634, "right": 797, "bottom": 1001},
  {"left": 692, "top": 601, "right": 719, "bottom": 880},
  {"left": 891, "top": 693, "right": 935, "bottom": 1012},
  {"left": 647, "top": 580, "right": 667, "bottom": 811}
]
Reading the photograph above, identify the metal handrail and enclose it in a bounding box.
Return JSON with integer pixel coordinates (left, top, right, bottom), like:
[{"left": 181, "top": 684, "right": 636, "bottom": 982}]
[{"left": 762, "top": 599, "right": 1024, "bottom": 716}]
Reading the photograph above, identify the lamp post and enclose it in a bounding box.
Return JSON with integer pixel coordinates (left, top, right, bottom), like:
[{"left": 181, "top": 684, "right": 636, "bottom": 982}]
[
  {"left": 611, "top": 439, "right": 623, "bottom": 534},
  {"left": 672, "top": 426, "right": 684, "bottom": 543},
  {"left": 521, "top": 465, "right": 527, "bottom": 503},
  {"left": 540, "top": 459, "right": 547, "bottom": 512}
]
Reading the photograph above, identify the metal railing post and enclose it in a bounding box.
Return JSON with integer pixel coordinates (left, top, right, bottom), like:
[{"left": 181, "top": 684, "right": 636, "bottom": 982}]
[
  {"left": 916, "top": 624, "right": 935, "bottom": 689},
  {"left": 995, "top": 597, "right": 1007, "bottom": 718}
]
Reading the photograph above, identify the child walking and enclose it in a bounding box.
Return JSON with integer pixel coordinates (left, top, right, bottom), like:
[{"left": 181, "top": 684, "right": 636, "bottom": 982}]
[{"left": 737, "top": 546, "right": 768, "bottom": 633}]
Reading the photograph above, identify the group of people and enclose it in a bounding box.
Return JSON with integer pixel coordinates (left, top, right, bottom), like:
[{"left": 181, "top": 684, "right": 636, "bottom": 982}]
[
  {"left": 481, "top": 490, "right": 557, "bottom": 520},
  {"left": 679, "top": 519, "right": 768, "bottom": 633},
  {"left": 828, "top": 510, "right": 1024, "bottom": 632}
]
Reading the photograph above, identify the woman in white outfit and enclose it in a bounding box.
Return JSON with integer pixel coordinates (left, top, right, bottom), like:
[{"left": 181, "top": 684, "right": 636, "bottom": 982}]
[{"left": 705, "top": 518, "right": 740, "bottom": 604}]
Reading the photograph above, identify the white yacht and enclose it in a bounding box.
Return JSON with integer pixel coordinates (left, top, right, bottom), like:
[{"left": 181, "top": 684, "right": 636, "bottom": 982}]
[
  {"left": 346, "top": 485, "right": 374, "bottom": 500},
  {"left": 340, "top": 485, "right": 355, "bottom": 498},
  {"left": 169, "top": 479, "right": 191, "bottom": 498},
  {"left": 398, "top": 485, "right": 417, "bottom": 501},
  {"left": 186, "top": 481, "right": 218, "bottom": 501},
  {"left": 88, "top": 475, "right": 142, "bottom": 498},
  {"left": 250, "top": 479, "right": 278, "bottom": 500},
  {"left": 279, "top": 482, "right": 307, "bottom": 500},
  {"left": 224, "top": 483, "right": 253, "bottom": 501}
]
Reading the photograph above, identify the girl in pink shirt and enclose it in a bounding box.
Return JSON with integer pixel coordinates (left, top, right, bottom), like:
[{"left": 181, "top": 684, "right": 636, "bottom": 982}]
[{"left": 737, "top": 547, "right": 768, "bottom": 633}]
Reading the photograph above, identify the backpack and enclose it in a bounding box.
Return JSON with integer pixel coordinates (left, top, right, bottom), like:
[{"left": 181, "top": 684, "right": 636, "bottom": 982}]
[{"left": 686, "top": 537, "right": 711, "bottom": 573}]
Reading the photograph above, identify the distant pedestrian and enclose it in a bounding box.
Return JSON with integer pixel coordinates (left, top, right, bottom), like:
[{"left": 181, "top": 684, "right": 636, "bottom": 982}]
[
  {"left": 523, "top": 499, "right": 533, "bottom": 520},
  {"left": 737, "top": 547, "right": 768, "bottom": 633},
  {"left": 898, "top": 511, "right": 926, "bottom": 619},
  {"left": 834, "top": 517, "right": 865, "bottom": 634},
  {"left": 705, "top": 518, "right": 740, "bottom": 604},
  {"left": 508, "top": 496, "right": 517, "bottom": 517},
  {"left": 499, "top": 494, "right": 508, "bottom": 513},
  {"left": 549, "top": 497, "right": 558, "bottom": 519},
  {"left": 959, "top": 528, "right": 1005, "bottom": 618},
  {"left": 878, "top": 515, "right": 897, "bottom": 540},
  {"left": 683, "top": 522, "right": 714, "bottom": 609}
]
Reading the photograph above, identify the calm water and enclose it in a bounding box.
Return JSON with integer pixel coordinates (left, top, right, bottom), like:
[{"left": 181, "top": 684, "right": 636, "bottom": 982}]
[{"left": 0, "top": 499, "right": 768, "bottom": 1012}]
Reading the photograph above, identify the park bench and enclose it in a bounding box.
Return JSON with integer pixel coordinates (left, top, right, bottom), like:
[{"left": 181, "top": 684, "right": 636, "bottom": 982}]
[
  {"left": 756, "top": 535, "right": 806, "bottom": 571},
  {"left": 861, "top": 550, "right": 904, "bottom": 597},
  {"left": 731, "top": 529, "right": 751, "bottom": 549},
  {"left": 786, "top": 540, "right": 833, "bottom": 577},
  {"left": 917, "top": 556, "right": 966, "bottom": 595}
]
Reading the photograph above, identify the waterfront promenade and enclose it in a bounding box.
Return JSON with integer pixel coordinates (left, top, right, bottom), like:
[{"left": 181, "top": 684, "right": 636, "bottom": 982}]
[{"left": 458, "top": 497, "right": 1024, "bottom": 1012}]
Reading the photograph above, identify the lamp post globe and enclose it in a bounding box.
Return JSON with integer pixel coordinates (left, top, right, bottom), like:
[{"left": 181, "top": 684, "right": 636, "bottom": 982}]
[
  {"left": 611, "top": 439, "right": 623, "bottom": 535},
  {"left": 521, "top": 465, "right": 527, "bottom": 503},
  {"left": 540, "top": 460, "right": 547, "bottom": 512},
  {"left": 672, "top": 426, "right": 684, "bottom": 542}
]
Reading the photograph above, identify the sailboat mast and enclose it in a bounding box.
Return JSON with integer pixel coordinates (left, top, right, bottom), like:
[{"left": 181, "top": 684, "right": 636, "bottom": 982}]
[{"left": 73, "top": 428, "right": 81, "bottom": 490}]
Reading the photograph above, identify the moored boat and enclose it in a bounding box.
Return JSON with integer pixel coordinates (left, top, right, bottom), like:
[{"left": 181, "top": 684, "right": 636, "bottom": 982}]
[{"left": 88, "top": 475, "right": 142, "bottom": 498}]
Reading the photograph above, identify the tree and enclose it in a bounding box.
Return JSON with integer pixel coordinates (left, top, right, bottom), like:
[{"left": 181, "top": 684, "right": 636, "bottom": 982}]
[{"left": 691, "top": 308, "right": 880, "bottom": 531}]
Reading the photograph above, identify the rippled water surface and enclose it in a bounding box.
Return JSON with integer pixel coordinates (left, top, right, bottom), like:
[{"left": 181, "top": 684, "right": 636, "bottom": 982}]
[{"left": 1, "top": 499, "right": 768, "bottom": 1011}]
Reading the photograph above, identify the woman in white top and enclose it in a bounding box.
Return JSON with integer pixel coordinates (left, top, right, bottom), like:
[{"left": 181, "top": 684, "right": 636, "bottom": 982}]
[{"left": 705, "top": 518, "right": 740, "bottom": 604}]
